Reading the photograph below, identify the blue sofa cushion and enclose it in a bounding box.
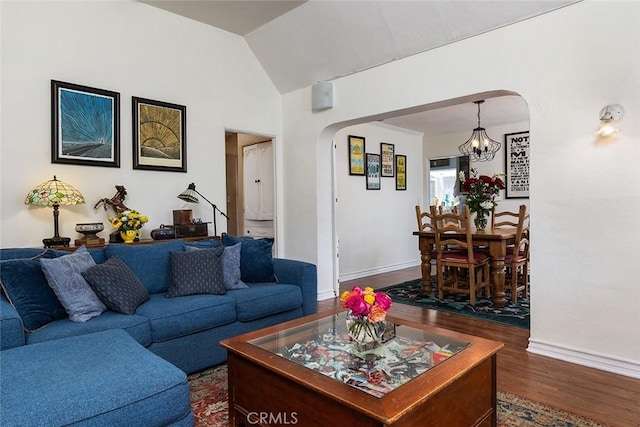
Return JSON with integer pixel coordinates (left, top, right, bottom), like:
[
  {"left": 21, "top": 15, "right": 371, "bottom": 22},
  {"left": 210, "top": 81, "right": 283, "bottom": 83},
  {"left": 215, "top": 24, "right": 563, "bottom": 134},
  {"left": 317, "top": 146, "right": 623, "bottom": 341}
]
[
  {"left": 0, "top": 248, "right": 61, "bottom": 261},
  {"left": 87, "top": 247, "right": 107, "bottom": 264},
  {"left": 222, "top": 234, "right": 276, "bottom": 283},
  {"left": 82, "top": 256, "right": 150, "bottom": 315},
  {"left": 0, "top": 255, "right": 67, "bottom": 331},
  {"left": 26, "top": 311, "right": 152, "bottom": 347},
  {"left": 136, "top": 293, "right": 236, "bottom": 342},
  {"left": 167, "top": 246, "right": 226, "bottom": 297},
  {"left": 1, "top": 329, "right": 193, "bottom": 426},
  {"left": 40, "top": 246, "right": 107, "bottom": 322},
  {"left": 227, "top": 283, "right": 303, "bottom": 322},
  {"left": 185, "top": 243, "right": 248, "bottom": 290},
  {"left": 185, "top": 238, "right": 223, "bottom": 249},
  {"left": 0, "top": 298, "right": 24, "bottom": 349},
  {"left": 105, "top": 239, "right": 185, "bottom": 293}
]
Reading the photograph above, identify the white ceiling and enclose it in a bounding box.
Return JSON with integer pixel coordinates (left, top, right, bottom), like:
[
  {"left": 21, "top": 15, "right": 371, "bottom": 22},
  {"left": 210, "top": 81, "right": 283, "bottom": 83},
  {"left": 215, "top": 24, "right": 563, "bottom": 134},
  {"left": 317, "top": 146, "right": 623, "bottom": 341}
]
[{"left": 140, "top": 0, "right": 577, "bottom": 135}]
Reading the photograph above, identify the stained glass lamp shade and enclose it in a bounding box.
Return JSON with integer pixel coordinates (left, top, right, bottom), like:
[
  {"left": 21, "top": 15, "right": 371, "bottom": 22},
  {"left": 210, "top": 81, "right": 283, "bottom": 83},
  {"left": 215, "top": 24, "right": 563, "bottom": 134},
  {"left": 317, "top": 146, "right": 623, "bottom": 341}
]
[{"left": 25, "top": 176, "right": 85, "bottom": 248}]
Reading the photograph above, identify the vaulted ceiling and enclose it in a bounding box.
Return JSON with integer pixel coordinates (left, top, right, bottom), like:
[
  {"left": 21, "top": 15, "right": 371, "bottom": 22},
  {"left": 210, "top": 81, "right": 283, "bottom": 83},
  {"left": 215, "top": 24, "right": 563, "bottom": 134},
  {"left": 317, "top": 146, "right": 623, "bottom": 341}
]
[{"left": 140, "top": 0, "right": 579, "bottom": 135}]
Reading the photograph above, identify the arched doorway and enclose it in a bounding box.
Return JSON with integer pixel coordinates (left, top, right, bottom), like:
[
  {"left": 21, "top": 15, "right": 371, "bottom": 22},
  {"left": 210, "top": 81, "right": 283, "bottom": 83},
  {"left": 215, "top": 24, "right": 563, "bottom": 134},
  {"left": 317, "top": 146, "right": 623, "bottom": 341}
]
[{"left": 325, "top": 91, "right": 530, "bottom": 325}]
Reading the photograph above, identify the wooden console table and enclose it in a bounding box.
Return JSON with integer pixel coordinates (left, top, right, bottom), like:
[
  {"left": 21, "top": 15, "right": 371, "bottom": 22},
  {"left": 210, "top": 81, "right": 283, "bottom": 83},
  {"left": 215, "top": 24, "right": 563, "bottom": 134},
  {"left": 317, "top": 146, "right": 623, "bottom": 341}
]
[{"left": 55, "top": 236, "right": 218, "bottom": 252}]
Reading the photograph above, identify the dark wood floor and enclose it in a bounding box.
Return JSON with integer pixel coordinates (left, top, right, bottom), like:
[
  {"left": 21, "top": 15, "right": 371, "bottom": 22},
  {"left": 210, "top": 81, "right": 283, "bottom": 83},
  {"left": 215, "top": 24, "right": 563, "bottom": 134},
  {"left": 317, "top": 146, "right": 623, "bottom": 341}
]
[{"left": 317, "top": 266, "right": 640, "bottom": 427}]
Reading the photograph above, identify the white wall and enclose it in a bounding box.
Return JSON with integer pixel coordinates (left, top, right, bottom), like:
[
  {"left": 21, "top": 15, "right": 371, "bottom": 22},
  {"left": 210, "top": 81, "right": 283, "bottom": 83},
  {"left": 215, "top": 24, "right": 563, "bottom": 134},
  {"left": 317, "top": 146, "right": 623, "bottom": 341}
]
[
  {"left": 0, "top": 1, "right": 282, "bottom": 248},
  {"left": 334, "top": 122, "right": 423, "bottom": 282},
  {"left": 281, "top": 1, "right": 640, "bottom": 378}
]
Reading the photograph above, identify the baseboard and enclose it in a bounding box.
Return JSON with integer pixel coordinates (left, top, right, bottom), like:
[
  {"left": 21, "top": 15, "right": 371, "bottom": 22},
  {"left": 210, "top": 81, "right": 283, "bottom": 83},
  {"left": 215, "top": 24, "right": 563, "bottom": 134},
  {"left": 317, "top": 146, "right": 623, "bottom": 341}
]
[
  {"left": 317, "top": 289, "right": 337, "bottom": 301},
  {"left": 338, "top": 260, "right": 421, "bottom": 283},
  {"left": 528, "top": 338, "right": 640, "bottom": 379}
]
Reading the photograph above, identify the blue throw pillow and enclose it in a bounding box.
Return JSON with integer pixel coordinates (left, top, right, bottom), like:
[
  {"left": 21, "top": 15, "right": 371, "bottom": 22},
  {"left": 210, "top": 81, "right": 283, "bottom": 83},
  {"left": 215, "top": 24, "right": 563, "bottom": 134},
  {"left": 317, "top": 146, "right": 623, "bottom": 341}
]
[
  {"left": 0, "top": 252, "right": 67, "bottom": 331},
  {"left": 82, "top": 256, "right": 150, "bottom": 315},
  {"left": 167, "top": 246, "right": 226, "bottom": 297},
  {"left": 222, "top": 234, "right": 276, "bottom": 283},
  {"left": 185, "top": 243, "right": 248, "bottom": 290},
  {"left": 40, "top": 246, "right": 107, "bottom": 323}
]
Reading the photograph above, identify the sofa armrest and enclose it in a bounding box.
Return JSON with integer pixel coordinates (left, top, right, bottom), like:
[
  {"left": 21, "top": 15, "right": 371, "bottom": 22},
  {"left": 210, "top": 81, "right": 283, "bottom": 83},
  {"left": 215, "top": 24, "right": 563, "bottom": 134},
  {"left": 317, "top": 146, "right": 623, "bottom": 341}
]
[
  {"left": 272, "top": 258, "right": 317, "bottom": 316},
  {"left": 1, "top": 297, "right": 25, "bottom": 350}
]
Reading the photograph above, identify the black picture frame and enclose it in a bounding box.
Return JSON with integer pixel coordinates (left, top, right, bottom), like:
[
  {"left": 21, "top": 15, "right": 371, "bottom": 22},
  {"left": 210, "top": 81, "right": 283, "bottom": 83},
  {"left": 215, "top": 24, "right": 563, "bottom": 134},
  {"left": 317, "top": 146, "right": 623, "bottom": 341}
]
[
  {"left": 132, "top": 97, "right": 187, "bottom": 172},
  {"left": 457, "top": 155, "right": 470, "bottom": 194},
  {"left": 504, "top": 131, "right": 530, "bottom": 198},
  {"left": 348, "top": 135, "right": 366, "bottom": 176},
  {"left": 395, "top": 154, "right": 406, "bottom": 190},
  {"left": 366, "top": 153, "right": 381, "bottom": 190},
  {"left": 380, "top": 142, "right": 395, "bottom": 177},
  {"left": 51, "top": 80, "right": 120, "bottom": 168}
]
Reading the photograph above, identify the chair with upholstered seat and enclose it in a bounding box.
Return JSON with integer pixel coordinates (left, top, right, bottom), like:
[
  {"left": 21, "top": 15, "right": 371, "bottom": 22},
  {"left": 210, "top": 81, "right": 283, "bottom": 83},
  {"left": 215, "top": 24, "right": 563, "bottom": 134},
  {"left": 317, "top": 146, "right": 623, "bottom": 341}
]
[
  {"left": 492, "top": 204, "right": 530, "bottom": 302},
  {"left": 431, "top": 205, "right": 491, "bottom": 306}
]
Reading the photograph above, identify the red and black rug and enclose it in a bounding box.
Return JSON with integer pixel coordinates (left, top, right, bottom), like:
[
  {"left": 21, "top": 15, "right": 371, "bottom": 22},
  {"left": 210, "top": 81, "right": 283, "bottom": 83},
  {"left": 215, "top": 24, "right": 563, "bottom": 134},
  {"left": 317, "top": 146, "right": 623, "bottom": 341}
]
[{"left": 188, "top": 365, "right": 605, "bottom": 426}]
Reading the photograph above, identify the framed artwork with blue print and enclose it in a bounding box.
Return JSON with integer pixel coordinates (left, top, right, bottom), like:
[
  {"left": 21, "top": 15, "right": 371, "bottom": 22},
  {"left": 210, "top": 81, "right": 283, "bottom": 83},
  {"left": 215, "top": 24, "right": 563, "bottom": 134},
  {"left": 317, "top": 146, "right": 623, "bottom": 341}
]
[{"left": 51, "top": 80, "right": 120, "bottom": 168}]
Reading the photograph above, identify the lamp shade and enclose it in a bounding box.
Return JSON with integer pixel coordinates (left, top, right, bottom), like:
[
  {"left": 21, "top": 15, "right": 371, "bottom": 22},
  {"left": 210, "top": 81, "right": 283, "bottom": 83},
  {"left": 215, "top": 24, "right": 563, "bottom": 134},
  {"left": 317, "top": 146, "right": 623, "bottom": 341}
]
[
  {"left": 25, "top": 176, "right": 85, "bottom": 207},
  {"left": 177, "top": 183, "right": 199, "bottom": 203}
]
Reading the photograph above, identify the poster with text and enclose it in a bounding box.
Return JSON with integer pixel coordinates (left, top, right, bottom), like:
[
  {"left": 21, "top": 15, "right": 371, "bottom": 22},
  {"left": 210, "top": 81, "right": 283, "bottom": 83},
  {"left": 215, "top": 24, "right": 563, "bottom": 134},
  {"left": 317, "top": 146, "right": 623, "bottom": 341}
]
[{"left": 505, "top": 131, "right": 529, "bottom": 198}]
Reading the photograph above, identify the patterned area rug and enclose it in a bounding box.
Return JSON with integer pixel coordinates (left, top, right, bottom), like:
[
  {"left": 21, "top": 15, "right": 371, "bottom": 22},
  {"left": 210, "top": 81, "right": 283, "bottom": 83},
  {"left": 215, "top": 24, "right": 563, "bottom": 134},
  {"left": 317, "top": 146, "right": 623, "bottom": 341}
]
[
  {"left": 188, "top": 365, "right": 605, "bottom": 426},
  {"left": 378, "top": 278, "right": 530, "bottom": 329}
]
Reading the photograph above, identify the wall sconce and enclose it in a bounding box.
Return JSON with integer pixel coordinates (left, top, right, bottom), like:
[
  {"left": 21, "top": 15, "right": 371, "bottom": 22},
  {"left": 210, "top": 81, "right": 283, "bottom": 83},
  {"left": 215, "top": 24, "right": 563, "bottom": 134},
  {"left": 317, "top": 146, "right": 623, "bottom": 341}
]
[{"left": 596, "top": 104, "right": 625, "bottom": 137}]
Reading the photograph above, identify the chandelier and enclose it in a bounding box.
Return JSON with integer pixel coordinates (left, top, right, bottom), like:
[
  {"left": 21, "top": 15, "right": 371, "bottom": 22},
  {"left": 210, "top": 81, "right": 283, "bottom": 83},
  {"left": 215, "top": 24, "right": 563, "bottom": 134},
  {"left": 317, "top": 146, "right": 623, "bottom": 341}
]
[{"left": 458, "top": 100, "right": 501, "bottom": 162}]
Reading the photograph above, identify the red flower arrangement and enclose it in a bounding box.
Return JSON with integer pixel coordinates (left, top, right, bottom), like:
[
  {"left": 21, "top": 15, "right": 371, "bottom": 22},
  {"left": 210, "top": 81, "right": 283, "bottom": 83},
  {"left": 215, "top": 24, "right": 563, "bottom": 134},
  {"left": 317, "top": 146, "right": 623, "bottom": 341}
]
[{"left": 459, "top": 169, "right": 505, "bottom": 215}]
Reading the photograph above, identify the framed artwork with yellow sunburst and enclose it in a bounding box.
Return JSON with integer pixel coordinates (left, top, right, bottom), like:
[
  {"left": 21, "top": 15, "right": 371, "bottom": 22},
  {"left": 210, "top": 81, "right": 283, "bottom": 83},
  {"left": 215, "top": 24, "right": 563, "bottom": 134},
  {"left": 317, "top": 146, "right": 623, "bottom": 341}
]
[{"left": 132, "top": 97, "right": 186, "bottom": 172}]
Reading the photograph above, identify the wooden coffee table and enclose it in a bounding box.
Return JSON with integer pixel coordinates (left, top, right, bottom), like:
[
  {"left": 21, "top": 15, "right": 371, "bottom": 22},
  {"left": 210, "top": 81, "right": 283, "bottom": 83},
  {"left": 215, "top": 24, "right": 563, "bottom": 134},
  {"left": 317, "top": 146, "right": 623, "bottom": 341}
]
[{"left": 220, "top": 310, "right": 503, "bottom": 426}]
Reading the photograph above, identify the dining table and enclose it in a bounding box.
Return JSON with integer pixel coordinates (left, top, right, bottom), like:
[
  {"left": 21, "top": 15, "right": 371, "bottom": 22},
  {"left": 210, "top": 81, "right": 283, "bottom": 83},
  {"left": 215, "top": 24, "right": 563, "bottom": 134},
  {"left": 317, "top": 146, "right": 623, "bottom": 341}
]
[{"left": 413, "top": 227, "right": 517, "bottom": 308}]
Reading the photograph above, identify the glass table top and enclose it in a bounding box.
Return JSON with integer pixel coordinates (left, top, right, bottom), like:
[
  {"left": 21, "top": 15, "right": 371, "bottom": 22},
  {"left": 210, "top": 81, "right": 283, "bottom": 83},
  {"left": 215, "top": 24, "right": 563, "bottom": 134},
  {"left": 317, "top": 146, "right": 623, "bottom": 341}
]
[{"left": 249, "top": 311, "right": 470, "bottom": 398}]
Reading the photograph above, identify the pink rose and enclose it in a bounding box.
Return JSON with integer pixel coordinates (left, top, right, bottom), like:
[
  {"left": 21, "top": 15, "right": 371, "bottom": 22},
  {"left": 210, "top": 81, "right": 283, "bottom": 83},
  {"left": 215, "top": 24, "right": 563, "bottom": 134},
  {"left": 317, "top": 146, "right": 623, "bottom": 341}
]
[
  {"left": 346, "top": 296, "right": 370, "bottom": 317},
  {"left": 375, "top": 292, "right": 392, "bottom": 311}
]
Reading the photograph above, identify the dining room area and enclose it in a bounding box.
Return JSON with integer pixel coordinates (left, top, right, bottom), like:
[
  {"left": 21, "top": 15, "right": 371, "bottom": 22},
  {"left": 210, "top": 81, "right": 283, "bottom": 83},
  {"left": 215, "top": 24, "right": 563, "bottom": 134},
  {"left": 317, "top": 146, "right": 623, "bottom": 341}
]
[{"left": 413, "top": 159, "right": 530, "bottom": 310}]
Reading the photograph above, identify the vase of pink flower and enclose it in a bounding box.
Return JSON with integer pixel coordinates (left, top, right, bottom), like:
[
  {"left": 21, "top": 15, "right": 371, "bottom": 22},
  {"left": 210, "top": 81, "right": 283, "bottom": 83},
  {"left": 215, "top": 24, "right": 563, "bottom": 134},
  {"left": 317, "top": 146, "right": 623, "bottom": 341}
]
[{"left": 340, "top": 286, "right": 392, "bottom": 350}]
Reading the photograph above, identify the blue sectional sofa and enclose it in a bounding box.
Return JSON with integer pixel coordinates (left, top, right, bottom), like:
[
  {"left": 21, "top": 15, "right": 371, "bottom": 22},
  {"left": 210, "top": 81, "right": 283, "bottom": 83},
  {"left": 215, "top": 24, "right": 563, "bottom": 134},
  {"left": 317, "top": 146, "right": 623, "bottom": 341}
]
[{"left": 0, "top": 237, "right": 317, "bottom": 426}]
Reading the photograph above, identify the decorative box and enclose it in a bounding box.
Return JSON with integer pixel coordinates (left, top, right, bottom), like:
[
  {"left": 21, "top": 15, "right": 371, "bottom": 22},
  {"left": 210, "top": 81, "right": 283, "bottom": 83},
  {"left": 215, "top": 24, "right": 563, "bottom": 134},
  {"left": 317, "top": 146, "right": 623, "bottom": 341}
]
[
  {"left": 173, "top": 210, "right": 193, "bottom": 225},
  {"left": 174, "top": 223, "right": 208, "bottom": 238}
]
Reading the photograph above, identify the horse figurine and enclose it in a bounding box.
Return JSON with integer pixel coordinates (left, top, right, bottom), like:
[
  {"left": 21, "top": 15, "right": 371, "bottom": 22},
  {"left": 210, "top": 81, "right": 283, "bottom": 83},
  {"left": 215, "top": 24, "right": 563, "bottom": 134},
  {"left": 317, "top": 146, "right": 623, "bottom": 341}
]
[{"left": 93, "top": 185, "right": 130, "bottom": 213}]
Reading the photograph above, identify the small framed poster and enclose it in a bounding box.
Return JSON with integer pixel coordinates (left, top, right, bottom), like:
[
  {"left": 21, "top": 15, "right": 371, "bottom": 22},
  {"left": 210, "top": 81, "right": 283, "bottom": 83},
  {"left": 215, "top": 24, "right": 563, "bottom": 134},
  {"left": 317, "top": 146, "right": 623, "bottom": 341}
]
[
  {"left": 395, "top": 154, "right": 406, "bottom": 190},
  {"left": 348, "top": 135, "right": 366, "bottom": 175},
  {"left": 380, "top": 142, "right": 395, "bottom": 177},
  {"left": 132, "top": 97, "right": 187, "bottom": 172},
  {"left": 504, "top": 131, "right": 530, "bottom": 198},
  {"left": 366, "top": 153, "right": 381, "bottom": 190}
]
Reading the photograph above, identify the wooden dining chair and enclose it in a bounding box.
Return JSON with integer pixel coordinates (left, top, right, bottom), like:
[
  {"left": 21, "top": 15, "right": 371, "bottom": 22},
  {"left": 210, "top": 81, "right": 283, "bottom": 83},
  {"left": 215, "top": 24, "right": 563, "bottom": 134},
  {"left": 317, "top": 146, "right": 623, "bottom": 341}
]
[
  {"left": 431, "top": 205, "right": 491, "bottom": 306},
  {"left": 439, "top": 205, "right": 461, "bottom": 227},
  {"left": 492, "top": 205, "right": 525, "bottom": 229},
  {"left": 415, "top": 205, "right": 438, "bottom": 282},
  {"left": 492, "top": 204, "right": 530, "bottom": 302}
]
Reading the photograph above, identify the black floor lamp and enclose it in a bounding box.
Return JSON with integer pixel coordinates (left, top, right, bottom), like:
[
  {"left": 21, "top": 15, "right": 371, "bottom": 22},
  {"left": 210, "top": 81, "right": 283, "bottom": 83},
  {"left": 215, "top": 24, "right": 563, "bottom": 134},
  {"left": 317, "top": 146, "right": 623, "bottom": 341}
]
[{"left": 177, "top": 183, "right": 229, "bottom": 237}]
